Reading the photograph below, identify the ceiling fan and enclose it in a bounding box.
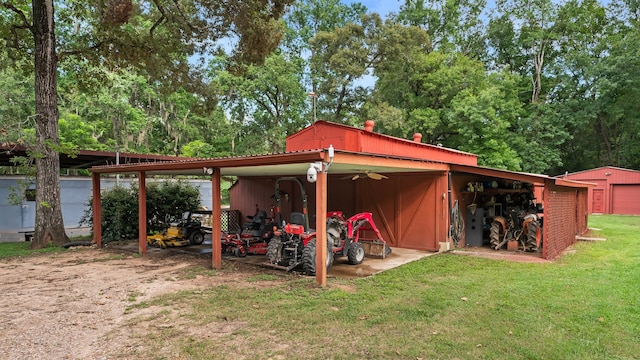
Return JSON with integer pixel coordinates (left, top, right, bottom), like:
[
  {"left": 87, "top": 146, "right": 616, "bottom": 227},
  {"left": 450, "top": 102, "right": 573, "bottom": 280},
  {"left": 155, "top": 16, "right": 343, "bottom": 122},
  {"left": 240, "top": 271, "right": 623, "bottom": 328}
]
[{"left": 340, "top": 171, "right": 389, "bottom": 181}]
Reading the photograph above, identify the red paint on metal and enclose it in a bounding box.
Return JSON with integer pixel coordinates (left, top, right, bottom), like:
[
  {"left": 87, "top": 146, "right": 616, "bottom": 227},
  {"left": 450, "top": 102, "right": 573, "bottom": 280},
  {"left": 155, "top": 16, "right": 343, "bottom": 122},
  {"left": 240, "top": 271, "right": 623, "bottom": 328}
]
[
  {"left": 91, "top": 173, "right": 102, "bottom": 248},
  {"left": 286, "top": 121, "right": 477, "bottom": 166},
  {"left": 212, "top": 170, "right": 222, "bottom": 270},
  {"left": 563, "top": 166, "right": 640, "bottom": 214},
  {"left": 138, "top": 173, "right": 147, "bottom": 255},
  {"left": 357, "top": 173, "right": 442, "bottom": 251},
  {"left": 364, "top": 120, "right": 375, "bottom": 132},
  {"left": 611, "top": 185, "right": 640, "bottom": 214}
]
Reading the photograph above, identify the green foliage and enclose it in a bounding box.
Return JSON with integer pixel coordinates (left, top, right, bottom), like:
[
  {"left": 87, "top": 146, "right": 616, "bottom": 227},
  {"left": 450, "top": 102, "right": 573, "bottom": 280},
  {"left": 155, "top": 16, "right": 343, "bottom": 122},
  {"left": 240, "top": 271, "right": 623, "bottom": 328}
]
[
  {"left": 145, "top": 181, "right": 201, "bottom": 233},
  {"left": 3, "top": 0, "right": 640, "bottom": 184},
  {"left": 80, "top": 181, "right": 202, "bottom": 241},
  {"left": 212, "top": 52, "right": 308, "bottom": 154}
]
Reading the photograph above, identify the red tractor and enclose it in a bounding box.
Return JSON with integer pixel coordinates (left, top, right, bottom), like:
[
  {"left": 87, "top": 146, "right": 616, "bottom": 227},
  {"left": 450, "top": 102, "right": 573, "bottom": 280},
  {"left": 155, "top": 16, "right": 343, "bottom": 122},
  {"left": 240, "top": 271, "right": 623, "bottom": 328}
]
[
  {"left": 265, "top": 177, "right": 390, "bottom": 275},
  {"left": 490, "top": 208, "right": 541, "bottom": 251}
]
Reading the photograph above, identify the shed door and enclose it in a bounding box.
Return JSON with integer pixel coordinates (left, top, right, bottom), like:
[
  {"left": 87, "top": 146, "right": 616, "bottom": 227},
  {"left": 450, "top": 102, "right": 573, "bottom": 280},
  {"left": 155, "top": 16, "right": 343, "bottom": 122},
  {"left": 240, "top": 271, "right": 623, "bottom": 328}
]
[
  {"left": 592, "top": 189, "right": 604, "bottom": 213},
  {"left": 357, "top": 175, "right": 438, "bottom": 251},
  {"left": 612, "top": 185, "right": 640, "bottom": 214},
  {"left": 396, "top": 176, "right": 438, "bottom": 250}
]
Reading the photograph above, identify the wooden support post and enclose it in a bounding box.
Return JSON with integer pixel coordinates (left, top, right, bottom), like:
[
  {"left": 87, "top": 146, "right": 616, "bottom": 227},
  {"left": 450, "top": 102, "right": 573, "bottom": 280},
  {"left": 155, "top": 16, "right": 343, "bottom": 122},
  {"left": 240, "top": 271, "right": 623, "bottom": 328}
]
[
  {"left": 211, "top": 169, "right": 222, "bottom": 270},
  {"left": 91, "top": 173, "right": 102, "bottom": 248},
  {"left": 138, "top": 172, "right": 147, "bottom": 255},
  {"left": 315, "top": 169, "right": 327, "bottom": 287}
]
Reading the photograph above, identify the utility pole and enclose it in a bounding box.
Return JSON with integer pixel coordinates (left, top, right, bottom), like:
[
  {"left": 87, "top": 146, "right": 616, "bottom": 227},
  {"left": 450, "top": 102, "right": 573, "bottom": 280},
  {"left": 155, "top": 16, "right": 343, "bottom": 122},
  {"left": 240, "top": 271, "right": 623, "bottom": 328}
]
[{"left": 308, "top": 92, "right": 317, "bottom": 122}]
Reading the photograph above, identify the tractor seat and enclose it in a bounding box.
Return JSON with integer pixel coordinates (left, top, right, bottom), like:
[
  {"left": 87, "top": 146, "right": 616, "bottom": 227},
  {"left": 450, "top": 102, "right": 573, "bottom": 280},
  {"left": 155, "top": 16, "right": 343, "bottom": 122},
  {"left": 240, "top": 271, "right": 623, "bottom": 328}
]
[
  {"left": 290, "top": 212, "right": 306, "bottom": 230},
  {"left": 252, "top": 210, "right": 268, "bottom": 226}
]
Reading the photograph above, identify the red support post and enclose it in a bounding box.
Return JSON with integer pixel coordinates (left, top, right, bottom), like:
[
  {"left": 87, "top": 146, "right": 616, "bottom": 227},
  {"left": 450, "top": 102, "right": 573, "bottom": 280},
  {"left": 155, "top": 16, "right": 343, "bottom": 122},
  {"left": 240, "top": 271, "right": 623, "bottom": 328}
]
[
  {"left": 138, "top": 172, "right": 147, "bottom": 255},
  {"left": 211, "top": 169, "right": 222, "bottom": 269},
  {"left": 91, "top": 173, "right": 102, "bottom": 248},
  {"left": 315, "top": 168, "right": 327, "bottom": 287}
]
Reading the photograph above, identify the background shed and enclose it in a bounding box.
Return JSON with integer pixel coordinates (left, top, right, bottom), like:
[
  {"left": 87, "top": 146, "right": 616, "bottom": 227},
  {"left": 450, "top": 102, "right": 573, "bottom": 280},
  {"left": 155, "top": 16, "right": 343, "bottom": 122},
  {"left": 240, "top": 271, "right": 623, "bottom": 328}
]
[{"left": 562, "top": 166, "right": 640, "bottom": 215}]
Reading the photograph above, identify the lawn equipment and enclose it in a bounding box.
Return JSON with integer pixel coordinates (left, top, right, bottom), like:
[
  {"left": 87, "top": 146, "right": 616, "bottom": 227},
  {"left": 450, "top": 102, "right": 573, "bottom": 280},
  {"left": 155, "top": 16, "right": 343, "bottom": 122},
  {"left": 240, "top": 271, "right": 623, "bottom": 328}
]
[
  {"left": 264, "top": 177, "right": 391, "bottom": 275},
  {"left": 264, "top": 177, "right": 328, "bottom": 273},
  {"left": 147, "top": 210, "right": 208, "bottom": 248},
  {"left": 490, "top": 208, "right": 541, "bottom": 251},
  {"left": 221, "top": 207, "right": 277, "bottom": 257},
  {"left": 325, "top": 211, "right": 392, "bottom": 264}
]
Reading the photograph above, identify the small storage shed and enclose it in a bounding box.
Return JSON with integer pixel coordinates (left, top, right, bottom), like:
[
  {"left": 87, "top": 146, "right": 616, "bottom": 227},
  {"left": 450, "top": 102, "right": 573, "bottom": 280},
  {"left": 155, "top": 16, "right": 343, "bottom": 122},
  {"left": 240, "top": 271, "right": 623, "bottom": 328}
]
[{"left": 562, "top": 166, "right": 640, "bottom": 214}]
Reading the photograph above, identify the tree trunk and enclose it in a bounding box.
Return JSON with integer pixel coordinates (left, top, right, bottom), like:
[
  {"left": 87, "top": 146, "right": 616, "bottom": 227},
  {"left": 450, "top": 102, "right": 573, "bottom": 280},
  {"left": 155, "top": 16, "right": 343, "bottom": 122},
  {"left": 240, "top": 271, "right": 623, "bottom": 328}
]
[{"left": 31, "top": 0, "right": 69, "bottom": 248}]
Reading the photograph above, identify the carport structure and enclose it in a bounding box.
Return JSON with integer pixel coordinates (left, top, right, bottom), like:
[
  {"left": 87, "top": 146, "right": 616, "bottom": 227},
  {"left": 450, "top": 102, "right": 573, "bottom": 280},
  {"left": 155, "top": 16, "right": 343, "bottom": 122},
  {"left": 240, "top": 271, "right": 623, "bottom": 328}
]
[{"left": 89, "top": 120, "right": 591, "bottom": 286}]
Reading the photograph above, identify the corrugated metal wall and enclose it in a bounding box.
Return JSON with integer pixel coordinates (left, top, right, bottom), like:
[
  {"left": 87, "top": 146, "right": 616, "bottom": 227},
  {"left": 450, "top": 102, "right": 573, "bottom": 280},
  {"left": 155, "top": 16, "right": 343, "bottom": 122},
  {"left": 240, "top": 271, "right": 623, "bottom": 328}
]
[
  {"left": 564, "top": 167, "right": 640, "bottom": 214},
  {"left": 231, "top": 173, "right": 447, "bottom": 251},
  {"left": 543, "top": 184, "right": 588, "bottom": 260}
]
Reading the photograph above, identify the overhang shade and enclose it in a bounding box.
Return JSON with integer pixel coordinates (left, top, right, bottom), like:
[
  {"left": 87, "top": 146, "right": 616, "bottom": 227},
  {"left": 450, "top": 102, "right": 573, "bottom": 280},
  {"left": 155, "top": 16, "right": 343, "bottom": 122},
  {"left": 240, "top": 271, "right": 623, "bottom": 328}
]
[
  {"left": 89, "top": 149, "right": 450, "bottom": 177},
  {"left": 450, "top": 164, "right": 595, "bottom": 188},
  {"left": 0, "top": 145, "right": 188, "bottom": 168}
]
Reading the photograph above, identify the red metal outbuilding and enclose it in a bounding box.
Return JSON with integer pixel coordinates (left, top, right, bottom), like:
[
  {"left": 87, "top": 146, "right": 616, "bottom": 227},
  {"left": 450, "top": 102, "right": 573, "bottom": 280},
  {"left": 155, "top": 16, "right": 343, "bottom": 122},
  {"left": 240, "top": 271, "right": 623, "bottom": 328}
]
[
  {"left": 90, "top": 119, "right": 592, "bottom": 286},
  {"left": 231, "top": 121, "right": 591, "bottom": 259},
  {"left": 562, "top": 166, "right": 640, "bottom": 215}
]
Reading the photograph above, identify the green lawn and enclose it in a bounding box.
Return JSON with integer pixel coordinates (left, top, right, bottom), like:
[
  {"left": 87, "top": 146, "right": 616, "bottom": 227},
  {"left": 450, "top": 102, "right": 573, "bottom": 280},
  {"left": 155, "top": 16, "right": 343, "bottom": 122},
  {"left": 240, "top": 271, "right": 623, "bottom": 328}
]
[
  {"left": 0, "top": 241, "right": 64, "bottom": 259},
  {"left": 133, "top": 214, "right": 639, "bottom": 359},
  {"left": 2, "top": 215, "right": 638, "bottom": 359}
]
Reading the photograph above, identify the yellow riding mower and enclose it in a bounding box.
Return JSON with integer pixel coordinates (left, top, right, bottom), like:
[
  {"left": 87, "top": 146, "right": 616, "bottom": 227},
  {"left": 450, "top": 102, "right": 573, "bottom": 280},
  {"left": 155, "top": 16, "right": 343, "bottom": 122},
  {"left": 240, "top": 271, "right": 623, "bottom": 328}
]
[{"left": 147, "top": 211, "right": 208, "bottom": 248}]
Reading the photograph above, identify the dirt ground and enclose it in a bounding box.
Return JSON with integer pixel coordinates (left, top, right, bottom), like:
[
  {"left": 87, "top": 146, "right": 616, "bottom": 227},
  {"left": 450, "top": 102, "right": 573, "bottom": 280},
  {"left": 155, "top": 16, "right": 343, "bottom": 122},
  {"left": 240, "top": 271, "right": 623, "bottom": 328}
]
[
  {"left": 0, "top": 242, "right": 551, "bottom": 359},
  {"left": 0, "top": 245, "right": 282, "bottom": 360}
]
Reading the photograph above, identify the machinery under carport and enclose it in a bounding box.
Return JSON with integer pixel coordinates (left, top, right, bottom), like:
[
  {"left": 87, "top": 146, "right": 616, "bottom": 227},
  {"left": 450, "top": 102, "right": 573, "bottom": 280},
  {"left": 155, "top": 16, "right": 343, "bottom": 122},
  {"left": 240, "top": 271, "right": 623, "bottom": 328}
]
[{"left": 88, "top": 120, "right": 591, "bottom": 286}]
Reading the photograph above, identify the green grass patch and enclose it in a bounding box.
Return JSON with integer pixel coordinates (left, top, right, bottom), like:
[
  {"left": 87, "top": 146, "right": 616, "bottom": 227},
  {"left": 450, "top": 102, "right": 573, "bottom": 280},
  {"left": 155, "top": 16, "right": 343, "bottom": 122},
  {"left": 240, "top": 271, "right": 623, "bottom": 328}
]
[
  {"left": 131, "top": 215, "right": 640, "bottom": 359},
  {"left": 180, "top": 266, "right": 217, "bottom": 279},
  {"left": 246, "top": 274, "right": 281, "bottom": 282},
  {"left": 0, "top": 241, "right": 64, "bottom": 259}
]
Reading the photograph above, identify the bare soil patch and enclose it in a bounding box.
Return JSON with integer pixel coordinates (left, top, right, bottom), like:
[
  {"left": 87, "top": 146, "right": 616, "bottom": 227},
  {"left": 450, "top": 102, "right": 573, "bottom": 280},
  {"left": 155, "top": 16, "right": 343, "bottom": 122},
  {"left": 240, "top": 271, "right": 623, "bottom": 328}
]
[{"left": 0, "top": 245, "right": 280, "bottom": 359}]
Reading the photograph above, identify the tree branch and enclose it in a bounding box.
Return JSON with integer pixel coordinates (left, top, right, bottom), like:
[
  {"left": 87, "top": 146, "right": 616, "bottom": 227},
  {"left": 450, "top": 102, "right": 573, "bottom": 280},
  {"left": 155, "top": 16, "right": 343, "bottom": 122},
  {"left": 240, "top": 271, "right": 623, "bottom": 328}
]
[
  {"left": 1, "top": 2, "right": 33, "bottom": 32},
  {"left": 150, "top": 15, "right": 166, "bottom": 35}
]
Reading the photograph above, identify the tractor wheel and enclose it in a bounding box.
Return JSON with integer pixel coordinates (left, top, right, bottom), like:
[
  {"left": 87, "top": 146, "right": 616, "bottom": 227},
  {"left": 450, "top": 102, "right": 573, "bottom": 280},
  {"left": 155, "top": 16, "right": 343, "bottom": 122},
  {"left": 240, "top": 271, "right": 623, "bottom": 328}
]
[
  {"left": 302, "top": 238, "right": 334, "bottom": 276},
  {"left": 189, "top": 231, "right": 205, "bottom": 245},
  {"left": 526, "top": 220, "right": 541, "bottom": 252},
  {"left": 347, "top": 242, "right": 365, "bottom": 265},
  {"left": 490, "top": 222, "right": 501, "bottom": 249},
  {"left": 234, "top": 246, "right": 247, "bottom": 258},
  {"left": 266, "top": 237, "right": 283, "bottom": 264}
]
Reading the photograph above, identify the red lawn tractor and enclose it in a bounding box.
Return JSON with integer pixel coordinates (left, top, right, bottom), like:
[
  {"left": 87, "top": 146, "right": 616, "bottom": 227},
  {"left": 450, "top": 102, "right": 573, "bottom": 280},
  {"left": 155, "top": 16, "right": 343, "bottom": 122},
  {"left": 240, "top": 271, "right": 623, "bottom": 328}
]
[{"left": 221, "top": 206, "right": 277, "bottom": 257}]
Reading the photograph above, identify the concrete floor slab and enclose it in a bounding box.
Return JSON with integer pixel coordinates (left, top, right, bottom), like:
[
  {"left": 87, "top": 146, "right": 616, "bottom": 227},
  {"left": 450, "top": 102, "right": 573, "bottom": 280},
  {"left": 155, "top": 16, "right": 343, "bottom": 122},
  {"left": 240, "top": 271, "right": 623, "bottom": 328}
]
[
  {"left": 112, "top": 238, "right": 438, "bottom": 279},
  {"left": 224, "top": 246, "right": 437, "bottom": 279}
]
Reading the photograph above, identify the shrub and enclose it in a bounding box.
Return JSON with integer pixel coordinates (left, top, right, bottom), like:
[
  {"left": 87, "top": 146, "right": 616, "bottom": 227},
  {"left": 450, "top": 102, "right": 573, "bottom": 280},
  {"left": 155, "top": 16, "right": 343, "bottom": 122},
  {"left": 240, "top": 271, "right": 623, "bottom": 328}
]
[{"left": 80, "top": 180, "right": 202, "bottom": 241}]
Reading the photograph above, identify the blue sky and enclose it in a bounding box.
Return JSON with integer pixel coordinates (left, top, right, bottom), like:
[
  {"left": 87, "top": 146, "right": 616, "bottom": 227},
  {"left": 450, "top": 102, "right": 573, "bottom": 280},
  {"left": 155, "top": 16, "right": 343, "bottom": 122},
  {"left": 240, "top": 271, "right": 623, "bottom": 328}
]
[{"left": 344, "top": 0, "right": 403, "bottom": 17}]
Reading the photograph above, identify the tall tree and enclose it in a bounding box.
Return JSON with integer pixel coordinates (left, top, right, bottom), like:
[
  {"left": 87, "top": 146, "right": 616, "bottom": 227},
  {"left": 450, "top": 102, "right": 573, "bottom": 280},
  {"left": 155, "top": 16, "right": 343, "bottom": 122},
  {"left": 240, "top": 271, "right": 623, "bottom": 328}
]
[
  {"left": 212, "top": 53, "right": 307, "bottom": 153},
  {"left": 310, "top": 13, "right": 384, "bottom": 123},
  {"left": 488, "top": 0, "right": 557, "bottom": 104},
  {"left": 283, "top": 0, "right": 368, "bottom": 122},
  {"left": 396, "top": 0, "right": 487, "bottom": 59},
  {"left": 0, "top": 0, "right": 293, "bottom": 248}
]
